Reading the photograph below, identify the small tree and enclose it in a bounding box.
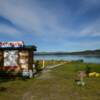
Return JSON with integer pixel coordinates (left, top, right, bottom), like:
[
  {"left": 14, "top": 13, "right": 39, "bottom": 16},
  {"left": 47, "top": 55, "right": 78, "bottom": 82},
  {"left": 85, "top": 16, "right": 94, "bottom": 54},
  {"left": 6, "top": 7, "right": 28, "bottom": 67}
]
[
  {"left": 35, "top": 60, "right": 42, "bottom": 73},
  {"left": 85, "top": 65, "right": 91, "bottom": 77}
]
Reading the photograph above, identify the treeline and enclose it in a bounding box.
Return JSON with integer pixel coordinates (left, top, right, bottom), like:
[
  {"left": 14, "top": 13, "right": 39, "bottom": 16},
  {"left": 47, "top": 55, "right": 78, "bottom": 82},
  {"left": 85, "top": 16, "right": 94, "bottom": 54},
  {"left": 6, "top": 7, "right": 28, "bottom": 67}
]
[{"left": 35, "top": 49, "right": 100, "bottom": 56}]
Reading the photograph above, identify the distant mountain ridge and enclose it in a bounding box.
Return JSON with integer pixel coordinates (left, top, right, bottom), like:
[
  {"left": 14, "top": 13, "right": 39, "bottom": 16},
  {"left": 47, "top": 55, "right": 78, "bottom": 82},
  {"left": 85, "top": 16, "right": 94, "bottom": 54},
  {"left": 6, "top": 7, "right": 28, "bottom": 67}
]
[{"left": 35, "top": 49, "right": 100, "bottom": 56}]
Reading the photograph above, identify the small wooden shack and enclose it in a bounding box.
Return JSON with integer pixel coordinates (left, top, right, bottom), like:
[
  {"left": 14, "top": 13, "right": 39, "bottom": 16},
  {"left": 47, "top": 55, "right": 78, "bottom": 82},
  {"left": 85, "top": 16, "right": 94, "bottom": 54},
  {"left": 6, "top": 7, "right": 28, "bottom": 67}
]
[{"left": 0, "top": 41, "right": 36, "bottom": 77}]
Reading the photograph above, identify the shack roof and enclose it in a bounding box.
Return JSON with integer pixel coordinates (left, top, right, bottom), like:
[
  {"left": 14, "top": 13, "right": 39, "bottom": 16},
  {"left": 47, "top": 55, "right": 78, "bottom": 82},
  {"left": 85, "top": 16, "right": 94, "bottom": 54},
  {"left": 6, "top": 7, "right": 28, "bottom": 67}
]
[{"left": 0, "top": 45, "right": 37, "bottom": 51}]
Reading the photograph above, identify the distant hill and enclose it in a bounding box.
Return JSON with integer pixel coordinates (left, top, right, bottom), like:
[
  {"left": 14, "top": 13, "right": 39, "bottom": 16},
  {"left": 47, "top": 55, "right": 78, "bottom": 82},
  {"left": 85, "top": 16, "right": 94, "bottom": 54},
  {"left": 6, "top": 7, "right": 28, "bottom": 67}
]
[
  {"left": 70, "top": 49, "right": 100, "bottom": 56},
  {"left": 35, "top": 49, "right": 100, "bottom": 56}
]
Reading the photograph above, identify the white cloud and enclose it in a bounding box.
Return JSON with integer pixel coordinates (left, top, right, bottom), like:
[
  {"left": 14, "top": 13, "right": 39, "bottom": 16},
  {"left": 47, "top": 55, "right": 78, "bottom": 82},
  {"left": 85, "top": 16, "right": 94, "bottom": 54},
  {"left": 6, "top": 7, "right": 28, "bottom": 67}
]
[
  {"left": 79, "top": 18, "right": 100, "bottom": 37},
  {"left": 0, "top": 0, "right": 100, "bottom": 40},
  {"left": 0, "top": 23, "right": 21, "bottom": 37},
  {"left": 0, "top": 0, "right": 74, "bottom": 38}
]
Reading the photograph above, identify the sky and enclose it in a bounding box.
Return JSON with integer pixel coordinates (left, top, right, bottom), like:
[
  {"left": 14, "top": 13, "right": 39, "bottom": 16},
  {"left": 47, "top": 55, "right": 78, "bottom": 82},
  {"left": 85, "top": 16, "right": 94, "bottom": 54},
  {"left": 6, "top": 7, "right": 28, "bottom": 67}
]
[{"left": 0, "top": 0, "right": 100, "bottom": 52}]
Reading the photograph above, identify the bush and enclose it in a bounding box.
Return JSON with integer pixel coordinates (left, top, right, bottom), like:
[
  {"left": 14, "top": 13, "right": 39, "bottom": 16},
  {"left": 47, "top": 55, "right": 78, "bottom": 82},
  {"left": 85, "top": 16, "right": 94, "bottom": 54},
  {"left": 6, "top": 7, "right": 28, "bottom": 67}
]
[
  {"left": 85, "top": 65, "right": 91, "bottom": 76},
  {"left": 35, "top": 60, "right": 43, "bottom": 72}
]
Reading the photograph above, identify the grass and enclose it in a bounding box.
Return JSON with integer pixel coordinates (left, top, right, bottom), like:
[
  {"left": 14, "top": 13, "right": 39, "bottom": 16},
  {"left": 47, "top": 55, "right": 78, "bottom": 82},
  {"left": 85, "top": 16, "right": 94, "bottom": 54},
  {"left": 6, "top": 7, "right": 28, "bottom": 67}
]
[{"left": 0, "top": 61, "right": 100, "bottom": 100}]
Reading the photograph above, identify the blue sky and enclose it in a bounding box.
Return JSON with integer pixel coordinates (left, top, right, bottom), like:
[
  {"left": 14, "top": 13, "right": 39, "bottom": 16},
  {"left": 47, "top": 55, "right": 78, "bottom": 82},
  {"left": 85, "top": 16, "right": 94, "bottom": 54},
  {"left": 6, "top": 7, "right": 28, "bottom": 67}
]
[{"left": 0, "top": 0, "right": 100, "bottom": 52}]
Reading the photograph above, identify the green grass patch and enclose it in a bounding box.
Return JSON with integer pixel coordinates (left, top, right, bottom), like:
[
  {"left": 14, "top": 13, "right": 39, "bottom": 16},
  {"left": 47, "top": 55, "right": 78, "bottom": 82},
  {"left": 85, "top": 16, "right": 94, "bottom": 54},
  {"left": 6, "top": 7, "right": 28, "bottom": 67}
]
[{"left": 0, "top": 61, "right": 100, "bottom": 100}]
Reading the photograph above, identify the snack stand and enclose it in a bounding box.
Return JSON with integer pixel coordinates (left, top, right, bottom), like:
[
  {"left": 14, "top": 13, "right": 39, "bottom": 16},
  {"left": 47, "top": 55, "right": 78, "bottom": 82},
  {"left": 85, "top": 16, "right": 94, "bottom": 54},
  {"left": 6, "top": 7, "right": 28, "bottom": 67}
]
[{"left": 0, "top": 41, "right": 36, "bottom": 78}]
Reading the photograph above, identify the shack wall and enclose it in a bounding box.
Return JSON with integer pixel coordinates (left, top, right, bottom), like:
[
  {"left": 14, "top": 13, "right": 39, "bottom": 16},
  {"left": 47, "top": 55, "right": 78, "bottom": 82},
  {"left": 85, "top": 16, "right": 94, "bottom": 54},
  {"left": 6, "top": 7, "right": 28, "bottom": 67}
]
[{"left": 0, "top": 50, "right": 34, "bottom": 72}]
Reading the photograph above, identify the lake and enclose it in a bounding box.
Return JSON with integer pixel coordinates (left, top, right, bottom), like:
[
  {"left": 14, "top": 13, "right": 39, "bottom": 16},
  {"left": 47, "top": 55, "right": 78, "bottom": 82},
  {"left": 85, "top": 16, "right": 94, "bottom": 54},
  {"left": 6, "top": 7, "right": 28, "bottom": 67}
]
[{"left": 34, "top": 55, "right": 100, "bottom": 64}]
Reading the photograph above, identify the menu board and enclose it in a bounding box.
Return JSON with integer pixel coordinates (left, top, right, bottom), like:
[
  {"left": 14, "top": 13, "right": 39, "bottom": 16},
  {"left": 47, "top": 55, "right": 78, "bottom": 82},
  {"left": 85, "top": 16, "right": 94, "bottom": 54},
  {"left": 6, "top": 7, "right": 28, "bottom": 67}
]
[
  {"left": 19, "top": 51, "right": 29, "bottom": 70},
  {"left": 4, "top": 50, "right": 18, "bottom": 66}
]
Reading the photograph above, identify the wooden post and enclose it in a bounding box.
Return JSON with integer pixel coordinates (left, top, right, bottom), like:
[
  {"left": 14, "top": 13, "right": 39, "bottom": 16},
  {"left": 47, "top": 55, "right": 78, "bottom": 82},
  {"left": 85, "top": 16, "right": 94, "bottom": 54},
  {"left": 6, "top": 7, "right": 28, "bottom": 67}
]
[
  {"left": 0, "top": 50, "right": 4, "bottom": 66},
  {"left": 42, "top": 59, "right": 45, "bottom": 69},
  {"left": 28, "top": 50, "right": 33, "bottom": 70}
]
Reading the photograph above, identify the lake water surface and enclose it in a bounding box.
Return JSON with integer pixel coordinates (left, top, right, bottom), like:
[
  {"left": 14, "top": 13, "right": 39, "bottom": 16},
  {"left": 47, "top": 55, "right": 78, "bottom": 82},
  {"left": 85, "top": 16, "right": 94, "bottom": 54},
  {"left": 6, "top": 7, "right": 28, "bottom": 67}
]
[{"left": 34, "top": 55, "right": 100, "bottom": 64}]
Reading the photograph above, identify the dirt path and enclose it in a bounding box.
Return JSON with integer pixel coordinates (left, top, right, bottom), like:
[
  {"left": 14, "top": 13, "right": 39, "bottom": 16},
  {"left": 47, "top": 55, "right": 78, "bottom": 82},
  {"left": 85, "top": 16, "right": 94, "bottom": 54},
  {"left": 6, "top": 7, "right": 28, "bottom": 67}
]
[
  {"left": 45, "top": 62, "right": 66, "bottom": 70},
  {"left": 36, "top": 62, "right": 66, "bottom": 79},
  {"left": 22, "top": 62, "right": 66, "bottom": 100}
]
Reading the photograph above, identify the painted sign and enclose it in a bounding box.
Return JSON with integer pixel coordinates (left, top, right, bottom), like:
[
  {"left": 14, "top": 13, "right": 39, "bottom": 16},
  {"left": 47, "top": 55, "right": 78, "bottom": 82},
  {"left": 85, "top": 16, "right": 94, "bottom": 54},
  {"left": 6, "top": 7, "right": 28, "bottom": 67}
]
[{"left": 0, "top": 41, "right": 24, "bottom": 48}]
